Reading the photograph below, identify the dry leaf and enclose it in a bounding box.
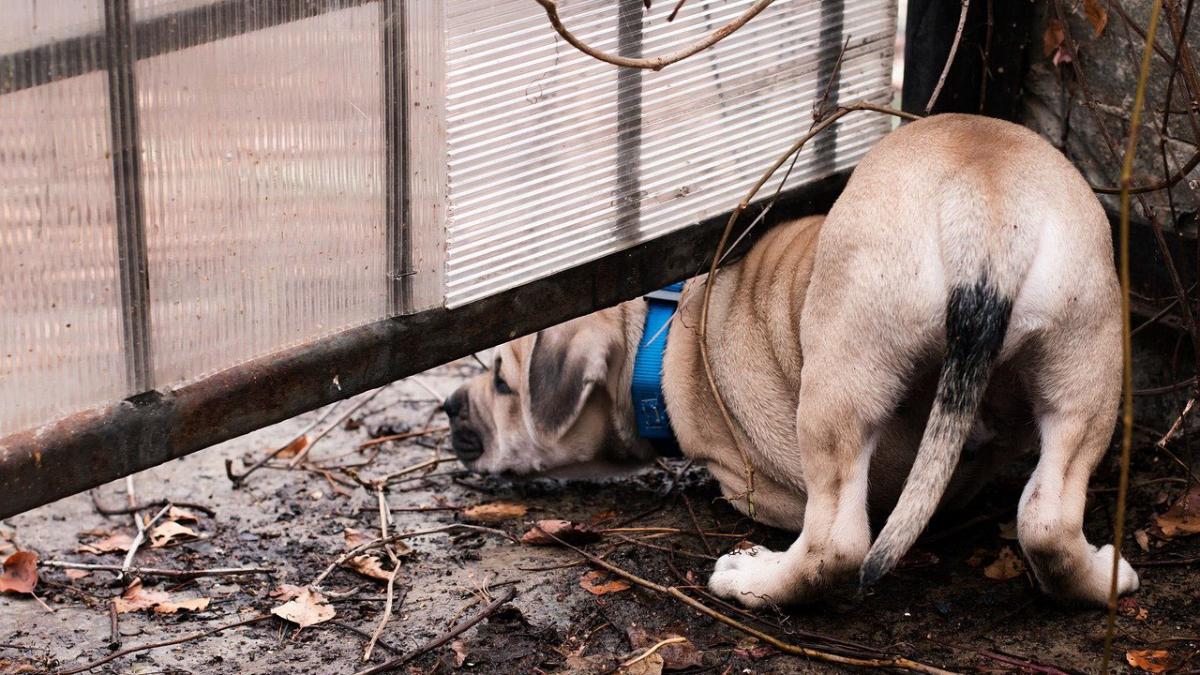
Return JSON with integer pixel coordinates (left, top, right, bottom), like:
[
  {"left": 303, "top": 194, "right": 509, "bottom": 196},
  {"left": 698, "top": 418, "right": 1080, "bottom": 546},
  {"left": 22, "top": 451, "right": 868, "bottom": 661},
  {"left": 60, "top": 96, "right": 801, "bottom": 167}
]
[
  {"left": 270, "top": 584, "right": 305, "bottom": 601},
  {"left": 580, "top": 570, "right": 631, "bottom": 596},
  {"left": 77, "top": 532, "right": 134, "bottom": 555},
  {"left": 1083, "top": 0, "right": 1108, "bottom": 37},
  {"left": 114, "top": 578, "right": 171, "bottom": 613},
  {"left": 65, "top": 569, "right": 91, "bottom": 580},
  {"left": 0, "top": 552, "right": 38, "bottom": 595},
  {"left": 345, "top": 555, "right": 395, "bottom": 582},
  {"left": 0, "top": 659, "right": 40, "bottom": 674},
  {"left": 619, "top": 653, "right": 664, "bottom": 675},
  {"left": 1043, "top": 19, "right": 1066, "bottom": 56},
  {"left": 627, "top": 628, "right": 702, "bottom": 671},
  {"left": 521, "top": 520, "right": 601, "bottom": 546},
  {"left": 983, "top": 547, "right": 1025, "bottom": 581},
  {"left": 154, "top": 597, "right": 211, "bottom": 614},
  {"left": 1119, "top": 597, "right": 1149, "bottom": 621},
  {"left": 165, "top": 506, "right": 200, "bottom": 523},
  {"left": 274, "top": 435, "right": 309, "bottom": 459},
  {"left": 461, "top": 501, "right": 528, "bottom": 524},
  {"left": 1154, "top": 486, "right": 1200, "bottom": 539},
  {"left": 998, "top": 520, "right": 1018, "bottom": 541},
  {"left": 149, "top": 521, "right": 198, "bottom": 548},
  {"left": 271, "top": 587, "right": 335, "bottom": 629},
  {"left": 450, "top": 640, "right": 469, "bottom": 668},
  {"left": 344, "top": 528, "right": 372, "bottom": 549},
  {"left": 1127, "top": 649, "right": 1172, "bottom": 673},
  {"left": 1135, "top": 528, "right": 1151, "bottom": 552}
]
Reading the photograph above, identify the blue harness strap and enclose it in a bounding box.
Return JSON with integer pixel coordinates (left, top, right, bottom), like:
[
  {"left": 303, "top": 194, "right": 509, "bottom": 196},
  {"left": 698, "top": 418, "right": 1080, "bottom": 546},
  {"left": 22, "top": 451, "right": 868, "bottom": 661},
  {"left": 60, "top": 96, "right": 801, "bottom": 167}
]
[{"left": 632, "top": 282, "right": 683, "bottom": 456}]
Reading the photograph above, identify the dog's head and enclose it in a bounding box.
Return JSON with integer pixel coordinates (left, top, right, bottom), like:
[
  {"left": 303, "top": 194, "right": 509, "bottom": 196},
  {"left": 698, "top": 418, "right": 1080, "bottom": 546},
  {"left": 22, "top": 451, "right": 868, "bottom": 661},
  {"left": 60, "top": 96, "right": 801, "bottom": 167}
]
[{"left": 443, "top": 307, "right": 646, "bottom": 475}]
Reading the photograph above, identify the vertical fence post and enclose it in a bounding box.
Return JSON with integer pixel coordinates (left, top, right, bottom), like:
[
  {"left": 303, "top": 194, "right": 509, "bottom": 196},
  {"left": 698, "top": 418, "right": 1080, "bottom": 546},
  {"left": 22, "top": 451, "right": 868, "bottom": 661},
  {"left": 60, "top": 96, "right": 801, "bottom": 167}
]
[
  {"left": 382, "top": 0, "right": 412, "bottom": 315},
  {"left": 104, "top": 0, "right": 154, "bottom": 392},
  {"left": 614, "top": 0, "right": 643, "bottom": 243}
]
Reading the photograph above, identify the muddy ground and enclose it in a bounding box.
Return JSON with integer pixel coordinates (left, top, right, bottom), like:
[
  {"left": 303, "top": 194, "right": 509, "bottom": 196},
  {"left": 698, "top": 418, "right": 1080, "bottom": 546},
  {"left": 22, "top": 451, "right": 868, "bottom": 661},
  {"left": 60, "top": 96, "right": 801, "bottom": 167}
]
[{"left": 1, "top": 355, "right": 1198, "bottom": 674}]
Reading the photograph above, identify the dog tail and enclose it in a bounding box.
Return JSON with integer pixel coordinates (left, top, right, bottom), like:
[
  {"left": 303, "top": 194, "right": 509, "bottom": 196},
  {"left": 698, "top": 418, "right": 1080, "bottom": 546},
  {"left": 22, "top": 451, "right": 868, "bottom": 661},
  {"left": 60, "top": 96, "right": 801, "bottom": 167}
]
[{"left": 859, "top": 274, "right": 1014, "bottom": 591}]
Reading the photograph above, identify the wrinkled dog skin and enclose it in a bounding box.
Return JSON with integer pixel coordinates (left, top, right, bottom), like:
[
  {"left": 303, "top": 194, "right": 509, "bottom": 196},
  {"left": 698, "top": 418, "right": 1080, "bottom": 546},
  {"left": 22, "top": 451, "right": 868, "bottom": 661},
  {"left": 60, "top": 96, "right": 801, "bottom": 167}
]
[{"left": 444, "top": 114, "right": 1138, "bottom": 607}]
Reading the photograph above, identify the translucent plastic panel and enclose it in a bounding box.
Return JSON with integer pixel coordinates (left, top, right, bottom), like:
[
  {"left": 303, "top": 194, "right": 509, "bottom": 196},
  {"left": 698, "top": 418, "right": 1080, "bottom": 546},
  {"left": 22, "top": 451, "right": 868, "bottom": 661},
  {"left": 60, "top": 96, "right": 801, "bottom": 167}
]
[
  {"left": 0, "top": 1, "right": 104, "bottom": 53},
  {"left": 0, "top": 68, "right": 126, "bottom": 435},
  {"left": 442, "top": 0, "right": 894, "bottom": 306},
  {"left": 134, "top": 6, "right": 388, "bottom": 385}
]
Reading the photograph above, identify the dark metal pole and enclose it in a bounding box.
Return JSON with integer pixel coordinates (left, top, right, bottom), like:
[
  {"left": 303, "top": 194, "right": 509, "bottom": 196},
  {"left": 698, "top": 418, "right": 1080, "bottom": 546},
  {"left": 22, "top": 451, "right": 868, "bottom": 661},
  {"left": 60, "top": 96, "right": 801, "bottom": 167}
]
[
  {"left": 382, "top": 0, "right": 412, "bottom": 314},
  {"left": 104, "top": 0, "right": 154, "bottom": 393}
]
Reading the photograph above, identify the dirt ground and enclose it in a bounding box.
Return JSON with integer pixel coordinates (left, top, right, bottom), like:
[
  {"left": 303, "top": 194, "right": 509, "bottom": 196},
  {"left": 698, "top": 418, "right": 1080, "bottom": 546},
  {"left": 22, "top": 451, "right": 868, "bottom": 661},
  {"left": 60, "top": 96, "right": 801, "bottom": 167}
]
[{"left": 2, "top": 356, "right": 1199, "bottom": 675}]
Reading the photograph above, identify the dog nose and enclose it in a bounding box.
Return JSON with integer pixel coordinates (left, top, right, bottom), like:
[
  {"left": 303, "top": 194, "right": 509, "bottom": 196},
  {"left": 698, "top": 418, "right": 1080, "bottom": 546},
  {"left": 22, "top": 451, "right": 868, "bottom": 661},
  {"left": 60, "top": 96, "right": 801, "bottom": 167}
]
[
  {"left": 442, "top": 389, "right": 466, "bottom": 419},
  {"left": 451, "top": 427, "right": 484, "bottom": 462}
]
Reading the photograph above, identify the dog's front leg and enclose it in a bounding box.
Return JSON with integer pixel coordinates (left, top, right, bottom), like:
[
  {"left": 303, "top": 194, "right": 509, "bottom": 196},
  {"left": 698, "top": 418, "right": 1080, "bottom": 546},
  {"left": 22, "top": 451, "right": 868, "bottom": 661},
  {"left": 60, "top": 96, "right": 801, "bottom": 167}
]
[{"left": 708, "top": 364, "right": 882, "bottom": 607}]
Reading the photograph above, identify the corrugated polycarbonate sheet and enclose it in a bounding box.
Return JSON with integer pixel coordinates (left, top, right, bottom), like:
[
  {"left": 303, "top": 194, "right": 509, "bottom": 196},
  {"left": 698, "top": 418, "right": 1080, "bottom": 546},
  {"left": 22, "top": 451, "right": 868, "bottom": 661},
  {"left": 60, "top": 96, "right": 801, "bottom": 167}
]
[
  {"left": 133, "top": 4, "right": 388, "bottom": 386},
  {"left": 0, "top": 7, "right": 127, "bottom": 436},
  {"left": 442, "top": 0, "right": 895, "bottom": 306}
]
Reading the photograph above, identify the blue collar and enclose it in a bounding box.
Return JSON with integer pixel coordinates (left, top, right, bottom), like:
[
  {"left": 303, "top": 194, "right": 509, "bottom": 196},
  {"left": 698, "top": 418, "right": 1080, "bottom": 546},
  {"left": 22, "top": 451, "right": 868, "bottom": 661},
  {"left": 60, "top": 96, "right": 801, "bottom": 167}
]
[{"left": 632, "top": 282, "right": 683, "bottom": 457}]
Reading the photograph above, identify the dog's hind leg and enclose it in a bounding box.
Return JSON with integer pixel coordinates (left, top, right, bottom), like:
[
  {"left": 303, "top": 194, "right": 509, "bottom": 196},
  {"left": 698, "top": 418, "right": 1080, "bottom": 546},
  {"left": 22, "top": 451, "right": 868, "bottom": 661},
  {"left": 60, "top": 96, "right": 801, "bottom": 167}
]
[
  {"left": 708, "top": 324, "right": 921, "bottom": 607},
  {"left": 1017, "top": 318, "right": 1139, "bottom": 604}
]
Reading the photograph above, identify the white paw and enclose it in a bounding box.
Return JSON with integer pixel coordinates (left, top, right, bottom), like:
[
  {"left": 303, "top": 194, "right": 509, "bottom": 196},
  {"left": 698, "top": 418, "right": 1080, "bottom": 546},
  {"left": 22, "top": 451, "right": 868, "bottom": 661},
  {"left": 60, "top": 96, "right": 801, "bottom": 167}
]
[
  {"left": 1093, "top": 544, "right": 1140, "bottom": 595},
  {"left": 708, "top": 545, "right": 786, "bottom": 608}
]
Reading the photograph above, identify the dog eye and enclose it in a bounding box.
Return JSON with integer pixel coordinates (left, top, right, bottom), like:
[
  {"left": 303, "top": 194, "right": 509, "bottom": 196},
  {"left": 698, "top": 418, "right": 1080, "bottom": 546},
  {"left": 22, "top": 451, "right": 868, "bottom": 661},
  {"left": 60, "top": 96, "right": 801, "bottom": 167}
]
[
  {"left": 492, "top": 356, "right": 515, "bottom": 395},
  {"left": 493, "top": 371, "right": 515, "bottom": 395}
]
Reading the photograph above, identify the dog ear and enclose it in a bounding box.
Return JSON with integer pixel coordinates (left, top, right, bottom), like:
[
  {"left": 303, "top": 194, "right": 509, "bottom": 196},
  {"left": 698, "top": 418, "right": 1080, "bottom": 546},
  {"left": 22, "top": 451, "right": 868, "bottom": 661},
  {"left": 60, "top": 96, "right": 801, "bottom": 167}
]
[{"left": 526, "top": 326, "right": 610, "bottom": 439}]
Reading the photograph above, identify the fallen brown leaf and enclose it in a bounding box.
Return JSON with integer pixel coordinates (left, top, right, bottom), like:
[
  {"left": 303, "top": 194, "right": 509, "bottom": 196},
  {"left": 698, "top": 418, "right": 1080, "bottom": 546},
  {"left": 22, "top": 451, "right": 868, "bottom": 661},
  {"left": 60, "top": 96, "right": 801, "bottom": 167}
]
[
  {"left": 1043, "top": 19, "right": 1065, "bottom": 56},
  {"left": 1135, "top": 528, "right": 1151, "bottom": 552},
  {"left": 77, "top": 532, "right": 134, "bottom": 555},
  {"left": 580, "top": 570, "right": 631, "bottom": 596},
  {"left": 1154, "top": 486, "right": 1200, "bottom": 539},
  {"left": 522, "top": 520, "right": 601, "bottom": 546},
  {"left": 983, "top": 546, "right": 1025, "bottom": 581},
  {"left": 166, "top": 506, "right": 200, "bottom": 523},
  {"left": 0, "top": 552, "right": 38, "bottom": 595},
  {"left": 270, "top": 584, "right": 306, "bottom": 601},
  {"left": 345, "top": 555, "right": 395, "bottom": 582},
  {"left": 0, "top": 659, "right": 40, "bottom": 674},
  {"left": 1119, "top": 597, "right": 1149, "bottom": 621},
  {"left": 154, "top": 597, "right": 211, "bottom": 614},
  {"left": 1083, "top": 0, "right": 1108, "bottom": 36},
  {"left": 461, "top": 501, "right": 528, "bottom": 524},
  {"left": 619, "top": 653, "right": 663, "bottom": 675},
  {"left": 149, "top": 521, "right": 198, "bottom": 548},
  {"left": 275, "top": 435, "right": 310, "bottom": 459},
  {"left": 1127, "top": 649, "right": 1172, "bottom": 673},
  {"left": 64, "top": 569, "right": 90, "bottom": 581},
  {"left": 113, "top": 578, "right": 171, "bottom": 613},
  {"left": 271, "top": 587, "right": 335, "bottom": 629},
  {"left": 627, "top": 628, "right": 702, "bottom": 671},
  {"left": 344, "top": 528, "right": 372, "bottom": 549},
  {"left": 450, "top": 640, "right": 469, "bottom": 668}
]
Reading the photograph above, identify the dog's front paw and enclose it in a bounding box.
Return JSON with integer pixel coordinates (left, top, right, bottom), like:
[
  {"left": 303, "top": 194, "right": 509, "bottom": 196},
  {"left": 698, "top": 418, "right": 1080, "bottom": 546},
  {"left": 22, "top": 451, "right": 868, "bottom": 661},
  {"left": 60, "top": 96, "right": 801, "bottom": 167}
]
[{"left": 708, "top": 545, "right": 787, "bottom": 609}]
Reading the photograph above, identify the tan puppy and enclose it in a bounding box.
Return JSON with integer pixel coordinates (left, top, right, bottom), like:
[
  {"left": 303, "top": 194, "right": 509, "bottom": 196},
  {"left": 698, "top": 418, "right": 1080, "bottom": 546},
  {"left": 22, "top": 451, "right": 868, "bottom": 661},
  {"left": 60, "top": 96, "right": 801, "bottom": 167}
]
[{"left": 443, "top": 114, "right": 1138, "bottom": 607}]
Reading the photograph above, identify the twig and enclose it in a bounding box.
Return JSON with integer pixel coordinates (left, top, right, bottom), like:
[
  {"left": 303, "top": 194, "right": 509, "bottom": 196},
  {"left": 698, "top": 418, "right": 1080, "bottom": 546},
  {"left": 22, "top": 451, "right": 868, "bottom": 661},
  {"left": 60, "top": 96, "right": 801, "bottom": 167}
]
[
  {"left": 667, "top": 0, "right": 688, "bottom": 22},
  {"left": 41, "top": 561, "right": 275, "bottom": 579},
  {"left": 1131, "top": 556, "right": 1200, "bottom": 567},
  {"left": 353, "top": 587, "right": 517, "bottom": 675},
  {"left": 119, "top": 503, "right": 170, "bottom": 581},
  {"left": 532, "top": 0, "right": 775, "bottom": 71},
  {"left": 223, "top": 401, "right": 341, "bottom": 485},
  {"left": 532, "top": 527, "right": 955, "bottom": 674},
  {"left": 108, "top": 600, "right": 119, "bottom": 651},
  {"left": 289, "top": 385, "right": 392, "bottom": 467},
  {"left": 925, "top": 0, "right": 971, "bottom": 114},
  {"left": 328, "top": 621, "right": 399, "bottom": 655},
  {"left": 1157, "top": 398, "right": 1196, "bottom": 448},
  {"left": 364, "top": 488, "right": 403, "bottom": 662},
  {"left": 621, "top": 636, "right": 687, "bottom": 668},
  {"left": 53, "top": 614, "right": 273, "bottom": 675},
  {"left": 1104, "top": 2, "right": 1164, "bottom": 672},
  {"left": 90, "top": 493, "right": 215, "bottom": 518},
  {"left": 698, "top": 101, "right": 921, "bottom": 518},
  {"left": 310, "top": 525, "right": 517, "bottom": 589},
  {"left": 358, "top": 426, "right": 448, "bottom": 450},
  {"left": 682, "top": 494, "right": 714, "bottom": 556}
]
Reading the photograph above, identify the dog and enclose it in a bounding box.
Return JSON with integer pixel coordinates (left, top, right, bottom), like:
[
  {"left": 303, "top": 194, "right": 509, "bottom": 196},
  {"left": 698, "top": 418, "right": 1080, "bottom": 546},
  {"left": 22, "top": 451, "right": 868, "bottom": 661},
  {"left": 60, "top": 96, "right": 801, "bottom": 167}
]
[{"left": 442, "top": 113, "right": 1139, "bottom": 607}]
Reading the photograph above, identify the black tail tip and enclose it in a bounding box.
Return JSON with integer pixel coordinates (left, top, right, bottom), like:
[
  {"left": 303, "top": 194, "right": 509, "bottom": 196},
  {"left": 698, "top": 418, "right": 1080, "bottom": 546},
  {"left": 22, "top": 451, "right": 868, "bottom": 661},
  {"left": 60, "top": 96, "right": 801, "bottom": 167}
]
[{"left": 859, "top": 555, "right": 889, "bottom": 593}]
